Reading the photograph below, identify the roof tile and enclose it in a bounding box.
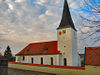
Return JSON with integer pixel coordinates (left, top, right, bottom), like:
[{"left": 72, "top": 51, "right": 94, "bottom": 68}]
[
  {"left": 16, "top": 41, "right": 60, "bottom": 56},
  {"left": 85, "top": 47, "right": 100, "bottom": 66}
]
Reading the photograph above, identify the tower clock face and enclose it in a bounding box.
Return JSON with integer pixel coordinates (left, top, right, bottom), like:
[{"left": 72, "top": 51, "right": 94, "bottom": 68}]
[{"left": 59, "top": 31, "right": 62, "bottom": 35}]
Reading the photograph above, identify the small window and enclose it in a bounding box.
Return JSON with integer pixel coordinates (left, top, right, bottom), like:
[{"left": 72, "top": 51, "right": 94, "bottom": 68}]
[
  {"left": 27, "top": 49, "right": 30, "bottom": 51},
  {"left": 59, "top": 31, "right": 62, "bottom": 35},
  {"left": 64, "top": 46, "right": 66, "bottom": 48},
  {"left": 41, "top": 57, "right": 43, "bottom": 64},
  {"left": 44, "top": 48, "right": 48, "bottom": 51},
  {"left": 63, "top": 30, "right": 66, "bottom": 34},
  {"left": 64, "top": 58, "right": 67, "bottom": 66},
  {"left": 23, "top": 56, "right": 25, "bottom": 61},
  {"left": 51, "top": 57, "right": 53, "bottom": 65},
  {"left": 31, "top": 58, "right": 34, "bottom": 64}
]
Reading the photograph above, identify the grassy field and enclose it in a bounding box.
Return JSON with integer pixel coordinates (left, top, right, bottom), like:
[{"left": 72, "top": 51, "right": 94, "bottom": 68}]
[{"left": 8, "top": 68, "right": 55, "bottom": 75}]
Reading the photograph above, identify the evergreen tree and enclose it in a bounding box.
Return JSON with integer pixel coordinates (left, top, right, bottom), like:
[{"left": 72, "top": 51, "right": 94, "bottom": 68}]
[{"left": 4, "top": 45, "right": 12, "bottom": 58}]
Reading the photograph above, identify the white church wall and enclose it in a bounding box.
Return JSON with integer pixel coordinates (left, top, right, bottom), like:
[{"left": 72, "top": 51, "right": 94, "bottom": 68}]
[
  {"left": 16, "top": 54, "right": 60, "bottom": 65},
  {"left": 16, "top": 56, "right": 20, "bottom": 62},
  {"left": 57, "top": 28, "right": 73, "bottom": 66},
  {"left": 57, "top": 27, "right": 81, "bottom": 66},
  {"left": 59, "top": 54, "right": 63, "bottom": 66},
  {"left": 71, "top": 28, "right": 81, "bottom": 66}
]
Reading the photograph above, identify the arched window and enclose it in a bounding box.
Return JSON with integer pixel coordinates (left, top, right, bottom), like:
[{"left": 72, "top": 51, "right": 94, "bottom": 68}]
[
  {"left": 51, "top": 57, "right": 53, "bottom": 65},
  {"left": 64, "top": 58, "right": 67, "bottom": 66},
  {"left": 41, "top": 57, "right": 43, "bottom": 64},
  {"left": 63, "top": 30, "right": 66, "bottom": 34},
  {"left": 23, "top": 56, "right": 25, "bottom": 61},
  {"left": 31, "top": 58, "right": 34, "bottom": 64}
]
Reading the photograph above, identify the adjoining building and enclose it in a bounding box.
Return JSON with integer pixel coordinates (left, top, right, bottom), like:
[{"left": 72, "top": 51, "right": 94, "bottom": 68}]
[
  {"left": 85, "top": 46, "right": 100, "bottom": 66},
  {"left": 15, "top": 0, "right": 81, "bottom": 67}
]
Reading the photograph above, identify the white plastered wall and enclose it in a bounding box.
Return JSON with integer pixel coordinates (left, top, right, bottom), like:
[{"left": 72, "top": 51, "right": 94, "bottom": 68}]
[
  {"left": 16, "top": 54, "right": 60, "bottom": 65},
  {"left": 57, "top": 28, "right": 73, "bottom": 66},
  {"left": 57, "top": 27, "right": 81, "bottom": 66},
  {"left": 71, "top": 28, "right": 81, "bottom": 66}
]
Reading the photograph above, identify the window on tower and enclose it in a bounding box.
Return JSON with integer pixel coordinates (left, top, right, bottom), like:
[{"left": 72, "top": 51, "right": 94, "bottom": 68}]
[
  {"left": 63, "top": 30, "right": 66, "bottom": 34},
  {"left": 64, "top": 46, "right": 66, "bottom": 48},
  {"left": 64, "top": 58, "right": 67, "bottom": 66}
]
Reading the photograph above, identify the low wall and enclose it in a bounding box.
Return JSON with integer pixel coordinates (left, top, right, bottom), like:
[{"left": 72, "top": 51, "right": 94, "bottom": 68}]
[
  {"left": 0, "top": 59, "right": 8, "bottom": 75},
  {"left": 8, "top": 62, "right": 100, "bottom": 75}
]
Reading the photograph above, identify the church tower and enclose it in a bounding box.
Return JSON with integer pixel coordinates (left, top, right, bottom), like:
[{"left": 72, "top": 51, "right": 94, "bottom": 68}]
[{"left": 57, "top": 0, "right": 81, "bottom": 66}]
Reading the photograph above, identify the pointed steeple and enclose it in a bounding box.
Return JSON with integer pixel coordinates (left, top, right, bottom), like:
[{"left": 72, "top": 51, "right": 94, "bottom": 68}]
[{"left": 57, "top": 0, "right": 76, "bottom": 31}]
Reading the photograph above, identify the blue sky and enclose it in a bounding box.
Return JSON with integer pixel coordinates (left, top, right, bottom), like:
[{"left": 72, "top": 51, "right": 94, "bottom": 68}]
[{"left": 0, "top": 0, "right": 100, "bottom": 55}]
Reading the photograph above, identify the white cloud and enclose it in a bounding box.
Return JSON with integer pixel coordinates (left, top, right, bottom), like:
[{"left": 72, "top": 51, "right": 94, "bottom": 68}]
[
  {"left": 68, "top": 0, "right": 81, "bottom": 9},
  {"left": 34, "top": 0, "right": 49, "bottom": 6},
  {"left": 45, "top": 10, "right": 53, "bottom": 16},
  {"left": 81, "top": 27, "right": 90, "bottom": 33},
  {"left": 0, "top": 0, "right": 60, "bottom": 48},
  {"left": 70, "top": 2, "right": 79, "bottom": 9},
  {"left": 0, "top": 0, "right": 79, "bottom": 54},
  {"left": 15, "top": 0, "right": 24, "bottom": 3},
  {"left": 0, "top": 0, "right": 99, "bottom": 54},
  {"left": 8, "top": 3, "right": 14, "bottom": 10}
]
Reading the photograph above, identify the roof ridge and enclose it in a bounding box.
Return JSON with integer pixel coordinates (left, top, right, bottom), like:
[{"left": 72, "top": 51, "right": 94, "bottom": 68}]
[
  {"left": 86, "top": 46, "right": 100, "bottom": 48},
  {"left": 30, "top": 40, "right": 57, "bottom": 44}
]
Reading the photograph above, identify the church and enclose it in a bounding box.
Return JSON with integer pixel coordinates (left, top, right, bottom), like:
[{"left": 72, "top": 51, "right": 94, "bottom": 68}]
[{"left": 15, "top": 0, "right": 81, "bottom": 66}]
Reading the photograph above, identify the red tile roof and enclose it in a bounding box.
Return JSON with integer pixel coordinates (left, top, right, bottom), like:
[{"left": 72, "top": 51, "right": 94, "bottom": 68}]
[
  {"left": 16, "top": 41, "right": 60, "bottom": 56},
  {"left": 85, "top": 47, "right": 100, "bottom": 66}
]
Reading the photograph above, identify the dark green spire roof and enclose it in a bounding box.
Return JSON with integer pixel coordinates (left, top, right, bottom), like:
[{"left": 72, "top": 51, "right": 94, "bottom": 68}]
[{"left": 57, "top": 0, "right": 76, "bottom": 31}]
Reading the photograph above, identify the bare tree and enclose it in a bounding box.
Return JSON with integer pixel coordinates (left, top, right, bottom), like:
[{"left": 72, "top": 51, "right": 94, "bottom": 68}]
[
  {"left": 79, "top": 0, "right": 100, "bottom": 43},
  {"left": 80, "top": 0, "right": 100, "bottom": 23}
]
